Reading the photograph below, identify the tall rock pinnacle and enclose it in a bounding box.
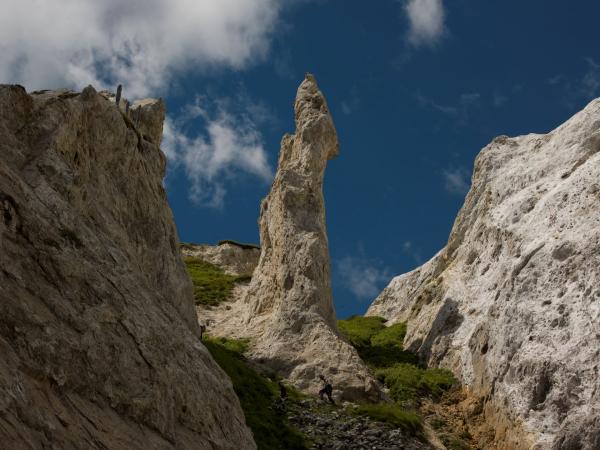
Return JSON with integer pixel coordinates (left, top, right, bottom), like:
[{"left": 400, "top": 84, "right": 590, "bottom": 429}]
[{"left": 242, "top": 74, "right": 380, "bottom": 401}]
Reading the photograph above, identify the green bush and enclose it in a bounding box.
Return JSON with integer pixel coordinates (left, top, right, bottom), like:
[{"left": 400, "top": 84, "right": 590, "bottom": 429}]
[
  {"left": 207, "top": 336, "right": 249, "bottom": 354},
  {"left": 376, "top": 363, "right": 456, "bottom": 402},
  {"left": 349, "top": 403, "right": 422, "bottom": 436},
  {"left": 357, "top": 344, "right": 419, "bottom": 368},
  {"left": 371, "top": 322, "right": 407, "bottom": 348},
  {"left": 337, "top": 315, "right": 387, "bottom": 348},
  {"left": 204, "top": 337, "right": 307, "bottom": 450},
  {"left": 184, "top": 257, "right": 251, "bottom": 306},
  {"left": 338, "top": 317, "right": 417, "bottom": 368},
  {"left": 420, "top": 368, "right": 457, "bottom": 397}
]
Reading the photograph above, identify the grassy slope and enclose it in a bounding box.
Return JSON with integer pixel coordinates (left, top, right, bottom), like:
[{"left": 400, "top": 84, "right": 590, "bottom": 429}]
[
  {"left": 337, "top": 316, "right": 456, "bottom": 436},
  {"left": 204, "top": 337, "right": 307, "bottom": 450},
  {"left": 183, "top": 257, "right": 251, "bottom": 306}
]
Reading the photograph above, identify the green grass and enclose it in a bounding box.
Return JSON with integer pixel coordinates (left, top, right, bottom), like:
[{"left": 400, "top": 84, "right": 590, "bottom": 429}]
[
  {"left": 338, "top": 316, "right": 456, "bottom": 404},
  {"left": 207, "top": 336, "right": 250, "bottom": 354},
  {"left": 376, "top": 364, "right": 456, "bottom": 402},
  {"left": 338, "top": 316, "right": 417, "bottom": 368},
  {"left": 204, "top": 337, "right": 307, "bottom": 450},
  {"left": 371, "top": 322, "right": 407, "bottom": 347},
  {"left": 184, "top": 257, "right": 251, "bottom": 306},
  {"left": 349, "top": 404, "right": 423, "bottom": 436},
  {"left": 337, "top": 316, "right": 387, "bottom": 348}
]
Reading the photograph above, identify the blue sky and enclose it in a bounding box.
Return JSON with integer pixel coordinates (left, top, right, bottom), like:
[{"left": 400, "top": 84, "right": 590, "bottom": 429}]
[
  {"left": 3, "top": 0, "right": 599, "bottom": 318},
  {"left": 165, "top": 0, "right": 600, "bottom": 318}
]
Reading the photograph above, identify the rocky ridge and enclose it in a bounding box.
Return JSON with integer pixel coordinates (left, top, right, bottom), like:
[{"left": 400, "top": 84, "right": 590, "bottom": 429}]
[
  {"left": 181, "top": 241, "right": 260, "bottom": 277},
  {"left": 0, "top": 85, "right": 254, "bottom": 449},
  {"left": 367, "top": 98, "right": 600, "bottom": 449}
]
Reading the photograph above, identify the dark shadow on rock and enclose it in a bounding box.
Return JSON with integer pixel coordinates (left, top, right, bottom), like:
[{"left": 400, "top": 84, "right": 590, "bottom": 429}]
[{"left": 409, "top": 298, "right": 464, "bottom": 366}]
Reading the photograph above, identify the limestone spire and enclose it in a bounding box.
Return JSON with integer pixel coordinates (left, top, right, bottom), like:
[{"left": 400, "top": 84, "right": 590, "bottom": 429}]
[{"left": 242, "top": 74, "right": 380, "bottom": 401}]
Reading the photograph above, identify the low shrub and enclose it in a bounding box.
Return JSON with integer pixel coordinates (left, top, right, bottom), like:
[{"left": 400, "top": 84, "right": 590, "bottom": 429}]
[
  {"left": 207, "top": 336, "right": 249, "bottom": 354},
  {"left": 338, "top": 316, "right": 417, "bottom": 368},
  {"left": 376, "top": 363, "right": 456, "bottom": 402},
  {"left": 370, "top": 322, "right": 407, "bottom": 348},
  {"left": 337, "top": 315, "right": 387, "bottom": 348}
]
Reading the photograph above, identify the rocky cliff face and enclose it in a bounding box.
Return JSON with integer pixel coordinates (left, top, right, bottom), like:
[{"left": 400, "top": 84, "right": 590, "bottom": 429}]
[
  {"left": 367, "top": 99, "right": 600, "bottom": 449},
  {"left": 0, "top": 85, "right": 255, "bottom": 449},
  {"left": 241, "top": 74, "right": 380, "bottom": 401}
]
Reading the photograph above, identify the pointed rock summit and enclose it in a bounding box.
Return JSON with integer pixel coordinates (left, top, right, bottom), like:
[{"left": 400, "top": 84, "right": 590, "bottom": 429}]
[{"left": 243, "top": 74, "right": 380, "bottom": 401}]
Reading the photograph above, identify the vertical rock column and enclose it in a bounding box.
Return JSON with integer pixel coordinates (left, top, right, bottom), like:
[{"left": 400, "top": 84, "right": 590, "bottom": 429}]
[{"left": 243, "top": 74, "right": 380, "bottom": 401}]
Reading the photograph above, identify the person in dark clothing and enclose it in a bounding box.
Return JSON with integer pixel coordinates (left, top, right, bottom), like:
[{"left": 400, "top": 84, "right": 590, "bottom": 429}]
[
  {"left": 274, "top": 381, "right": 288, "bottom": 413},
  {"left": 318, "top": 375, "right": 335, "bottom": 405}
]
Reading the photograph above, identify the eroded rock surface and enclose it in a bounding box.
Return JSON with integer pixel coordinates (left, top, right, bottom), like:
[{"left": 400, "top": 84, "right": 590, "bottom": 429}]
[
  {"left": 182, "top": 241, "right": 260, "bottom": 277},
  {"left": 240, "top": 74, "right": 380, "bottom": 402},
  {"left": 0, "top": 85, "right": 255, "bottom": 449},
  {"left": 367, "top": 98, "right": 600, "bottom": 449}
]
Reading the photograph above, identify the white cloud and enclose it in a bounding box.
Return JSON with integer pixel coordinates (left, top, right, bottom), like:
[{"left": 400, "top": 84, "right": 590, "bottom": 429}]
[
  {"left": 337, "top": 256, "right": 391, "bottom": 301},
  {"left": 0, "top": 0, "right": 281, "bottom": 97},
  {"left": 401, "top": 241, "right": 424, "bottom": 265},
  {"left": 416, "top": 91, "right": 480, "bottom": 125},
  {"left": 442, "top": 167, "right": 470, "bottom": 195},
  {"left": 163, "top": 98, "right": 273, "bottom": 208},
  {"left": 403, "top": 0, "right": 446, "bottom": 47},
  {"left": 548, "top": 59, "right": 600, "bottom": 108},
  {"left": 339, "top": 86, "right": 360, "bottom": 116},
  {"left": 580, "top": 58, "right": 600, "bottom": 100},
  {"left": 0, "top": 0, "right": 285, "bottom": 209}
]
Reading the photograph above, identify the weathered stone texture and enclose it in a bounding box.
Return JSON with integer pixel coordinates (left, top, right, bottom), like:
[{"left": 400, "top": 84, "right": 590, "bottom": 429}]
[
  {"left": 181, "top": 241, "right": 260, "bottom": 277},
  {"left": 367, "top": 98, "right": 600, "bottom": 449},
  {"left": 241, "top": 74, "right": 380, "bottom": 402},
  {"left": 0, "top": 85, "right": 255, "bottom": 449}
]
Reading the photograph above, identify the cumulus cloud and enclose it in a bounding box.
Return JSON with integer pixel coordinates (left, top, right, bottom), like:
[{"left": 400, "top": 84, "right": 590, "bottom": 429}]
[
  {"left": 416, "top": 91, "right": 480, "bottom": 125},
  {"left": 442, "top": 167, "right": 471, "bottom": 195},
  {"left": 0, "top": 0, "right": 286, "bottom": 208},
  {"left": 0, "top": 0, "right": 281, "bottom": 97},
  {"left": 163, "top": 97, "right": 273, "bottom": 208},
  {"left": 403, "top": 0, "right": 446, "bottom": 47},
  {"left": 337, "top": 256, "right": 391, "bottom": 301}
]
